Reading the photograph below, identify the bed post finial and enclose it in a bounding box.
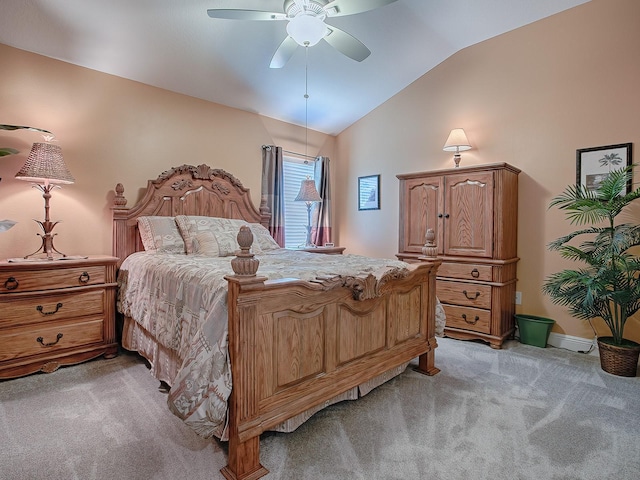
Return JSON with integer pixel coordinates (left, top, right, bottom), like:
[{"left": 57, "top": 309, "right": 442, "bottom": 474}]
[
  {"left": 113, "top": 183, "right": 127, "bottom": 207},
  {"left": 230, "top": 226, "right": 260, "bottom": 276},
  {"left": 420, "top": 228, "right": 438, "bottom": 260}
]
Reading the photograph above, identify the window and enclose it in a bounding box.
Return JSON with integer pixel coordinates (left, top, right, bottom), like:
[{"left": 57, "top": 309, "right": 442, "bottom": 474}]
[{"left": 283, "top": 156, "right": 315, "bottom": 248}]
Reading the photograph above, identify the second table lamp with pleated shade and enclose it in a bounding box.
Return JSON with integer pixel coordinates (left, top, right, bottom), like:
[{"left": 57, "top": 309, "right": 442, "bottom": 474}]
[{"left": 294, "top": 176, "right": 322, "bottom": 248}]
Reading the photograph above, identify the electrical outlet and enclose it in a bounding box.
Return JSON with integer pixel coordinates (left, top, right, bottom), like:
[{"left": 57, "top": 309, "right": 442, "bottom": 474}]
[{"left": 515, "top": 291, "right": 522, "bottom": 305}]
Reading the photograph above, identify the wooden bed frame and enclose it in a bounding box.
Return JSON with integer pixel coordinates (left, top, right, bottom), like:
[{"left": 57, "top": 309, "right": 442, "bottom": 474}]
[{"left": 112, "top": 164, "right": 441, "bottom": 480}]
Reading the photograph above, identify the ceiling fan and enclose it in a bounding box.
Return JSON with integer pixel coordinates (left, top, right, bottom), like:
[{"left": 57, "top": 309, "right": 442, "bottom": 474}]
[{"left": 207, "top": 0, "right": 400, "bottom": 68}]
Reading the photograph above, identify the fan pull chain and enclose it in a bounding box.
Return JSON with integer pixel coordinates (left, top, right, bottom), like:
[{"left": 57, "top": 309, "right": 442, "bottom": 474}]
[{"left": 304, "top": 45, "right": 309, "bottom": 159}]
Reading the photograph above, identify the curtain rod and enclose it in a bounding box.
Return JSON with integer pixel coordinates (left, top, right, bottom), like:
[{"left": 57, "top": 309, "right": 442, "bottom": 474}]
[
  {"left": 283, "top": 149, "right": 317, "bottom": 160},
  {"left": 262, "top": 145, "right": 317, "bottom": 161}
]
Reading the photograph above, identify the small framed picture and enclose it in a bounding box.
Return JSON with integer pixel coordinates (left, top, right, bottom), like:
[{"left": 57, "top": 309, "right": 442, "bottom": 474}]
[
  {"left": 576, "top": 143, "right": 632, "bottom": 193},
  {"left": 358, "top": 175, "right": 380, "bottom": 211}
]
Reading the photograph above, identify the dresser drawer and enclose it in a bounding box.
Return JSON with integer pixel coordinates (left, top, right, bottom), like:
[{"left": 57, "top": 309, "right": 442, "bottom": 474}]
[
  {"left": 443, "top": 305, "right": 491, "bottom": 334},
  {"left": 437, "top": 280, "right": 492, "bottom": 309},
  {"left": 0, "top": 318, "right": 105, "bottom": 362},
  {"left": 0, "top": 265, "right": 106, "bottom": 293},
  {"left": 438, "top": 262, "right": 492, "bottom": 281},
  {"left": 0, "top": 289, "right": 105, "bottom": 328}
]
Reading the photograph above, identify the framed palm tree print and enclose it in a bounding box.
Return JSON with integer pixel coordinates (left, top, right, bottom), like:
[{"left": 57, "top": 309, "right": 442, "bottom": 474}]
[{"left": 576, "top": 143, "right": 632, "bottom": 194}]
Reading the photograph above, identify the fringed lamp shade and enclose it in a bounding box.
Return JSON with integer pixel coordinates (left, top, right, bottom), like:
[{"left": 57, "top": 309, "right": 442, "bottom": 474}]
[
  {"left": 15, "top": 143, "right": 75, "bottom": 184},
  {"left": 294, "top": 178, "right": 322, "bottom": 203}
]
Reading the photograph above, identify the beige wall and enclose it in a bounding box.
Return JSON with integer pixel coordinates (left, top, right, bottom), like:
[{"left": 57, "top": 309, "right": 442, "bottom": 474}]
[
  {"left": 335, "top": 0, "right": 640, "bottom": 342},
  {"left": 0, "top": 44, "right": 335, "bottom": 261},
  {"left": 2, "top": 0, "right": 639, "bottom": 343}
]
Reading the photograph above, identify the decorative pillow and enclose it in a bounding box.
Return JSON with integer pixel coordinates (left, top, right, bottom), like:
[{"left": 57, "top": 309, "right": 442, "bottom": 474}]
[
  {"left": 249, "top": 223, "right": 281, "bottom": 251},
  {"left": 175, "top": 215, "right": 263, "bottom": 256},
  {"left": 137, "top": 216, "right": 185, "bottom": 254},
  {"left": 214, "top": 230, "right": 248, "bottom": 257},
  {"left": 192, "top": 230, "right": 220, "bottom": 256}
]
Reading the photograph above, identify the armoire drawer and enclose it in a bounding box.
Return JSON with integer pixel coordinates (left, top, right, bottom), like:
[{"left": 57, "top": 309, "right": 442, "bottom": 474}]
[
  {"left": 438, "top": 262, "right": 492, "bottom": 281},
  {"left": 0, "top": 265, "right": 106, "bottom": 293},
  {"left": 0, "top": 289, "right": 105, "bottom": 328},
  {"left": 0, "top": 318, "right": 105, "bottom": 362},
  {"left": 442, "top": 305, "right": 491, "bottom": 334},
  {"left": 437, "top": 280, "right": 492, "bottom": 309}
]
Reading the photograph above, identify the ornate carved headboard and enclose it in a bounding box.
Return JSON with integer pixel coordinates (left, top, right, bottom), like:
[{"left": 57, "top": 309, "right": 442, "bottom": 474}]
[{"left": 112, "top": 164, "right": 270, "bottom": 265}]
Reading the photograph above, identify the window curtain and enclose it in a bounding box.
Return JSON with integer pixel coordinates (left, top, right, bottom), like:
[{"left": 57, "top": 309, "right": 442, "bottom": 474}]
[
  {"left": 312, "top": 156, "right": 332, "bottom": 246},
  {"left": 261, "top": 145, "right": 286, "bottom": 246}
]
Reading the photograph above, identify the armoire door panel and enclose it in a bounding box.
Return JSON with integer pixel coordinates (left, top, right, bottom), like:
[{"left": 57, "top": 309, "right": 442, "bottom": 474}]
[
  {"left": 403, "top": 177, "right": 444, "bottom": 254},
  {"left": 444, "top": 172, "right": 494, "bottom": 258}
]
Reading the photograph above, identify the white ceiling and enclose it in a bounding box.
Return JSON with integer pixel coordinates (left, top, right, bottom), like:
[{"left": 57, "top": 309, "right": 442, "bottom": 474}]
[{"left": 0, "top": 0, "right": 590, "bottom": 136}]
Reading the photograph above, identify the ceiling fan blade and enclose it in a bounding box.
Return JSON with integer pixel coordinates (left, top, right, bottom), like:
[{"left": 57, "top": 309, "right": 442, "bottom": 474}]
[
  {"left": 270, "top": 36, "right": 299, "bottom": 68},
  {"left": 207, "top": 9, "right": 286, "bottom": 21},
  {"left": 323, "top": 26, "right": 371, "bottom": 62},
  {"left": 323, "top": 0, "right": 399, "bottom": 17}
]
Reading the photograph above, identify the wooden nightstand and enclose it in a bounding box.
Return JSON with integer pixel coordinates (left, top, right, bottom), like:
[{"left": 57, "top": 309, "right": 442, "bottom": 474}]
[
  {"left": 0, "top": 255, "right": 119, "bottom": 379},
  {"left": 297, "top": 246, "right": 345, "bottom": 255}
]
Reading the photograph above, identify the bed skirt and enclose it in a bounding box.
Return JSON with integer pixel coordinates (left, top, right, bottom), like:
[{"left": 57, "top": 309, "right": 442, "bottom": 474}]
[{"left": 121, "top": 316, "right": 410, "bottom": 435}]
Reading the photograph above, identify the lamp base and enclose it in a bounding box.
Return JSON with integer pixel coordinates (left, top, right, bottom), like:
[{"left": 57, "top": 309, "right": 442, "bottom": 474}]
[
  {"left": 24, "top": 221, "right": 66, "bottom": 261},
  {"left": 301, "top": 201, "right": 316, "bottom": 248},
  {"left": 454, "top": 153, "right": 461, "bottom": 168},
  {"left": 302, "top": 224, "right": 315, "bottom": 248},
  {"left": 23, "top": 183, "right": 67, "bottom": 260}
]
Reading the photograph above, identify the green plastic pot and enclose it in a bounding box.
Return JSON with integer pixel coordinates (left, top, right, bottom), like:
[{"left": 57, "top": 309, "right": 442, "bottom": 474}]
[{"left": 515, "top": 314, "right": 555, "bottom": 348}]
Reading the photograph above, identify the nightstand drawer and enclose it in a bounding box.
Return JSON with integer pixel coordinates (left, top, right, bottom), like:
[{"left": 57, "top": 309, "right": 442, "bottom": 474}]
[
  {"left": 443, "top": 305, "right": 491, "bottom": 334},
  {"left": 0, "top": 289, "right": 105, "bottom": 328},
  {"left": 0, "top": 255, "right": 118, "bottom": 379},
  {"left": 0, "top": 265, "right": 106, "bottom": 293},
  {"left": 0, "top": 318, "right": 105, "bottom": 362},
  {"left": 438, "top": 262, "right": 492, "bottom": 281},
  {"left": 437, "top": 280, "right": 491, "bottom": 309}
]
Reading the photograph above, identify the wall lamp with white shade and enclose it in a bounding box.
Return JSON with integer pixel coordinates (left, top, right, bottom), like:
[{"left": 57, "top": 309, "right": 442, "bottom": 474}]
[{"left": 443, "top": 128, "right": 472, "bottom": 168}]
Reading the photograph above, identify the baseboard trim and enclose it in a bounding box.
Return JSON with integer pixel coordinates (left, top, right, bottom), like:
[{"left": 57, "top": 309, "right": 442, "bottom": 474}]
[
  {"left": 514, "top": 326, "right": 597, "bottom": 355},
  {"left": 547, "top": 332, "right": 597, "bottom": 355}
]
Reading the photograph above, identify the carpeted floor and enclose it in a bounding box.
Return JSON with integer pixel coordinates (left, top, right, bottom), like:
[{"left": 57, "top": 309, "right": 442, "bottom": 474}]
[{"left": 1, "top": 337, "right": 638, "bottom": 479}]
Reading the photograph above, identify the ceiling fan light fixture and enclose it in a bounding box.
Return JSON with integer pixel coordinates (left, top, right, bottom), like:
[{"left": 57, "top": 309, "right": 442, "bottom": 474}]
[{"left": 287, "top": 14, "right": 328, "bottom": 47}]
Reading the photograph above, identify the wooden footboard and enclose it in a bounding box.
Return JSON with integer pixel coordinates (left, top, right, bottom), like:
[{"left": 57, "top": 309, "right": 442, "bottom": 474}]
[{"left": 222, "top": 227, "right": 441, "bottom": 480}]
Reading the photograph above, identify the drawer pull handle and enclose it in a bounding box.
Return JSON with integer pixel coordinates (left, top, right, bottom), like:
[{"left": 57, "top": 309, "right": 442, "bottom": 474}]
[
  {"left": 36, "top": 303, "right": 63, "bottom": 316},
  {"left": 470, "top": 268, "right": 480, "bottom": 278},
  {"left": 462, "top": 314, "right": 480, "bottom": 325},
  {"left": 4, "top": 276, "right": 19, "bottom": 290},
  {"left": 37, "top": 333, "right": 63, "bottom": 347},
  {"left": 462, "top": 290, "right": 481, "bottom": 300},
  {"left": 79, "top": 271, "right": 90, "bottom": 283}
]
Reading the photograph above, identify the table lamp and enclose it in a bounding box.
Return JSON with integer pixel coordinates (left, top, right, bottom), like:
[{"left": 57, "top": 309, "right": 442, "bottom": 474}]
[{"left": 15, "top": 142, "right": 75, "bottom": 260}]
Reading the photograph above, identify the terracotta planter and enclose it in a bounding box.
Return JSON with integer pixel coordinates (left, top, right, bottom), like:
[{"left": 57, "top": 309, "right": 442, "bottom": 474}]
[{"left": 597, "top": 337, "right": 640, "bottom": 377}]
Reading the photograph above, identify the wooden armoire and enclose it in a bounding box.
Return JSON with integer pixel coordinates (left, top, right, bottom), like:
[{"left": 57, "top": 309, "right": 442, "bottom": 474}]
[{"left": 397, "top": 163, "right": 520, "bottom": 349}]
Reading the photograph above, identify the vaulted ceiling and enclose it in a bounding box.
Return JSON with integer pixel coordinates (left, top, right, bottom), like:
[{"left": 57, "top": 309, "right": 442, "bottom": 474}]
[{"left": 0, "top": 0, "right": 590, "bottom": 135}]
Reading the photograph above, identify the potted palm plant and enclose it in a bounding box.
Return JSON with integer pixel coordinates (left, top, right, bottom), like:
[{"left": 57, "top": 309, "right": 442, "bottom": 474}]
[
  {"left": 543, "top": 164, "right": 640, "bottom": 376},
  {"left": 1, "top": 124, "right": 53, "bottom": 156}
]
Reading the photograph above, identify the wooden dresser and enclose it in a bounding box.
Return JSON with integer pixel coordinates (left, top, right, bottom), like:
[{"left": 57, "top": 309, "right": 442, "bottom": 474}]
[
  {"left": 397, "top": 163, "right": 520, "bottom": 349},
  {"left": 0, "top": 256, "right": 118, "bottom": 379}
]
